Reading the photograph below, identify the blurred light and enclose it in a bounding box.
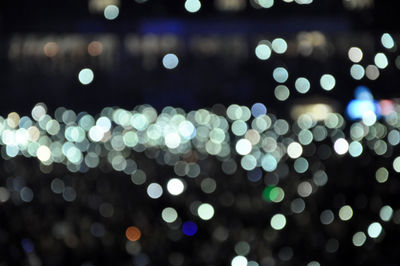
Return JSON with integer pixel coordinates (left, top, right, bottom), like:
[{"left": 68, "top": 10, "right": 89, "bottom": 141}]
[
  {"left": 348, "top": 47, "right": 363, "bottom": 63},
  {"left": 287, "top": 142, "right": 302, "bottom": 159},
  {"left": 320, "top": 74, "right": 336, "bottom": 91},
  {"left": 270, "top": 213, "right": 286, "bottom": 230},
  {"left": 346, "top": 99, "right": 376, "bottom": 120},
  {"left": 380, "top": 205, "right": 393, "bottom": 222},
  {"left": 354, "top": 86, "right": 373, "bottom": 100},
  {"left": 339, "top": 205, "right": 353, "bottom": 221},
  {"left": 126, "top": 226, "right": 141, "bottom": 241},
  {"left": 272, "top": 38, "right": 287, "bottom": 54},
  {"left": 273, "top": 67, "right": 289, "bottom": 83},
  {"left": 374, "top": 53, "right": 389, "bottom": 69},
  {"left": 197, "top": 203, "right": 215, "bottom": 220},
  {"left": 78, "top": 68, "right": 94, "bottom": 85},
  {"left": 147, "top": 183, "right": 163, "bottom": 199},
  {"left": 182, "top": 221, "right": 198, "bottom": 236},
  {"left": 352, "top": 232, "right": 366, "bottom": 247},
  {"left": 162, "top": 207, "right": 178, "bottom": 223},
  {"left": 350, "top": 64, "right": 365, "bottom": 80},
  {"left": 104, "top": 5, "right": 119, "bottom": 20},
  {"left": 255, "top": 43, "right": 271, "bottom": 60},
  {"left": 251, "top": 103, "right": 266, "bottom": 117},
  {"left": 291, "top": 104, "right": 333, "bottom": 121},
  {"left": 162, "top": 53, "right": 179, "bottom": 69},
  {"left": 43, "top": 42, "right": 59, "bottom": 57},
  {"left": 274, "top": 85, "right": 290, "bottom": 101},
  {"left": 37, "top": 145, "right": 51, "bottom": 162},
  {"left": 365, "top": 65, "right": 380, "bottom": 80},
  {"left": 367, "top": 222, "right": 382, "bottom": 238},
  {"left": 295, "top": 77, "right": 310, "bottom": 94},
  {"left": 334, "top": 138, "right": 349, "bottom": 155},
  {"left": 185, "top": 0, "right": 201, "bottom": 13},
  {"left": 167, "top": 178, "right": 185, "bottom": 196},
  {"left": 88, "top": 41, "right": 103, "bottom": 56},
  {"left": 236, "top": 139, "right": 252, "bottom": 155},
  {"left": 231, "top": 256, "right": 248, "bottom": 266},
  {"left": 381, "top": 33, "right": 395, "bottom": 49}
]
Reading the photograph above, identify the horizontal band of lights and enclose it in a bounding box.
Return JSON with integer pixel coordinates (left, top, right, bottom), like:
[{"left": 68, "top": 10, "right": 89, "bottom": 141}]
[{"left": 1, "top": 99, "right": 400, "bottom": 263}]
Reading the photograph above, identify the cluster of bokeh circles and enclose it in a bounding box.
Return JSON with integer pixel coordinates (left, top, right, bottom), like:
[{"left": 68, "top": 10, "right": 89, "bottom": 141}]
[{"left": 1, "top": 91, "right": 400, "bottom": 264}]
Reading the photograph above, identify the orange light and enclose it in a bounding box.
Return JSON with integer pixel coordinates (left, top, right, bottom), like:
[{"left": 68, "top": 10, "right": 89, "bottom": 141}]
[
  {"left": 125, "top": 226, "right": 141, "bottom": 241},
  {"left": 43, "top": 42, "right": 59, "bottom": 57},
  {"left": 88, "top": 41, "right": 103, "bottom": 56}
]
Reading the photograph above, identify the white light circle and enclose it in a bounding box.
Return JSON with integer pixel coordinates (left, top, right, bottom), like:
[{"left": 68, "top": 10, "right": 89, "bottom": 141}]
[
  {"left": 78, "top": 68, "right": 94, "bottom": 85},
  {"left": 197, "top": 203, "right": 215, "bottom": 220},
  {"left": 270, "top": 213, "right": 286, "bottom": 230},
  {"left": 104, "top": 5, "right": 119, "bottom": 20},
  {"left": 184, "top": 0, "right": 201, "bottom": 13},
  {"left": 236, "top": 139, "right": 252, "bottom": 155},
  {"left": 231, "top": 255, "right": 248, "bottom": 266},
  {"left": 167, "top": 178, "right": 185, "bottom": 196},
  {"left": 367, "top": 222, "right": 382, "bottom": 238},
  {"left": 334, "top": 138, "right": 349, "bottom": 155},
  {"left": 255, "top": 44, "right": 272, "bottom": 60},
  {"left": 147, "top": 183, "right": 163, "bottom": 199},
  {"left": 320, "top": 74, "right": 336, "bottom": 91},
  {"left": 162, "top": 53, "right": 179, "bottom": 69},
  {"left": 287, "top": 142, "right": 303, "bottom": 159}
]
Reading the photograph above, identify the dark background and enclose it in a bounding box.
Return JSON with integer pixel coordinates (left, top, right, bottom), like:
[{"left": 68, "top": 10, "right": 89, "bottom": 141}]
[{"left": 0, "top": 0, "right": 399, "bottom": 116}]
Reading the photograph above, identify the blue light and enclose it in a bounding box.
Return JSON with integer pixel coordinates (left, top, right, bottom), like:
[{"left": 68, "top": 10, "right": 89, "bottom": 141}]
[
  {"left": 251, "top": 103, "right": 267, "bottom": 117},
  {"left": 354, "top": 86, "right": 373, "bottom": 101},
  {"left": 21, "top": 238, "right": 34, "bottom": 253},
  {"left": 247, "top": 168, "right": 262, "bottom": 182},
  {"left": 182, "top": 221, "right": 198, "bottom": 236},
  {"left": 346, "top": 99, "right": 376, "bottom": 120}
]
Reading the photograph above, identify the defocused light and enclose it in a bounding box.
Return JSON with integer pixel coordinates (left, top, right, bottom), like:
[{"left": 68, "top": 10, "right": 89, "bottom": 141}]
[
  {"left": 346, "top": 99, "right": 375, "bottom": 120},
  {"left": 185, "top": 0, "right": 201, "bottom": 13},
  {"left": 162, "top": 53, "right": 179, "bottom": 69},
  {"left": 273, "top": 67, "right": 289, "bottom": 83},
  {"left": 348, "top": 47, "right": 363, "bottom": 63},
  {"left": 272, "top": 38, "right": 287, "bottom": 54},
  {"left": 197, "top": 203, "right": 214, "bottom": 220},
  {"left": 334, "top": 138, "right": 349, "bottom": 155},
  {"left": 37, "top": 145, "right": 51, "bottom": 162},
  {"left": 126, "top": 226, "right": 141, "bottom": 241},
  {"left": 350, "top": 64, "right": 365, "bottom": 80},
  {"left": 270, "top": 213, "right": 286, "bottom": 230},
  {"left": 236, "top": 139, "right": 252, "bottom": 155},
  {"left": 320, "top": 74, "right": 336, "bottom": 91},
  {"left": 295, "top": 77, "right": 310, "bottom": 94},
  {"left": 274, "top": 85, "right": 290, "bottom": 101},
  {"left": 381, "top": 33, "right": 395, "bottom": 49},
  {"left": 231, "top": 256, "right": 248, "bottom": 266},
  {"left": 162, "top": 207, "right": 178, "bottom": 223},
  {"left": 43, "top": 42, "right": 59, "bottom": 57},
  {"left": 167, "top": 178, "right": 185, "bottom": 196},
  {"left": 104, "top": 5, "right": 119, "bottom": 20},
  {"left": 78, "top": 68, "right": 94, "bottom": 85},
  {"left": 88, "top": 41, "right": 103, "bottom": 56},
  {"left": 255, "top": 43, "right": 271, "bottom": 60},
  {"left": 367, "top": 222, "right": 382, "bottom": 238},
  {"left": 287, "top": 142, "right": 302, "bottom": 159},
  {"left": 147, "top": 183, "right": 163, "bottom": 199},
  {"left": 251, "top": 103, "right": 267, "bottom": 117},
  {"left": 352, "top": 232, "right": 366, "bottom": 247},
  {"left": 182, "top": 221, "right": 197, "bottom": 236},
  {"left": 374, "top": 53, "right": 388, "bottom": 69}
]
